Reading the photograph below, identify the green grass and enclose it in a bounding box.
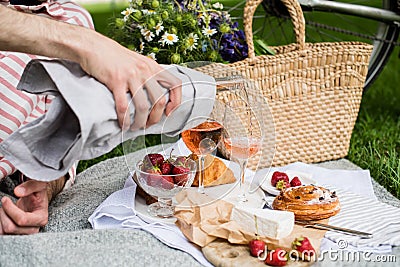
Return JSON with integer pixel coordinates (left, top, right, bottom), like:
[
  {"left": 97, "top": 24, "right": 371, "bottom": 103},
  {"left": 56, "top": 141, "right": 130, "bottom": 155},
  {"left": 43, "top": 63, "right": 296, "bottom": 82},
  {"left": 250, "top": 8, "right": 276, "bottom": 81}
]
[
  {"left": 79, "top": 2, "right": 400, "bottom": 199},
  {"left": 348, "top": 46, "right": 400, "bottom": 199},
  {"left": 82, "top": 3, "right": 126, "bottom": 34}
]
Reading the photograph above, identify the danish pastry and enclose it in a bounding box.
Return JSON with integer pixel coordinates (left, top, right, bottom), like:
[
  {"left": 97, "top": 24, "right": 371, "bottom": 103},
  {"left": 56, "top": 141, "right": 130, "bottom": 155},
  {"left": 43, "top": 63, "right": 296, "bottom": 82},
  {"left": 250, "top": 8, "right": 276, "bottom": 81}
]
[{"left": 272, "top": 185, "right": 340, "bottom": 221}]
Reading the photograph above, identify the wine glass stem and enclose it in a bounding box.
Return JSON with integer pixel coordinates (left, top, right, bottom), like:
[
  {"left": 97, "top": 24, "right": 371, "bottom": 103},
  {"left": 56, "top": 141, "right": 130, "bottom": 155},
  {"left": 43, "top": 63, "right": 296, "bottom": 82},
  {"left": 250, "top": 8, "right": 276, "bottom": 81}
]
[
  {"left": 238, "top": 158, "right": 248, "bottom": 202},
  {"left": 198, "top": 155, "right": 205, "bottom": 194}
]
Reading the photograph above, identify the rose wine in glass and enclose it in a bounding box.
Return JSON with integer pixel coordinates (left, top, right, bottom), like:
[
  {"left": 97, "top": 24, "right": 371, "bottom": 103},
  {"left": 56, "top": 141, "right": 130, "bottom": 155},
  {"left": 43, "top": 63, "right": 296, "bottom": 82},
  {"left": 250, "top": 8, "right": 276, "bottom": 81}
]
[
  {"left": 223, "top": 137, "right": 261, "bottom": 159},
  {"left": 182, "top": 119, "right": 223, "bottom": 193},
  {"left": 223, "top": 99, "right": 263, "bottom": 203}
]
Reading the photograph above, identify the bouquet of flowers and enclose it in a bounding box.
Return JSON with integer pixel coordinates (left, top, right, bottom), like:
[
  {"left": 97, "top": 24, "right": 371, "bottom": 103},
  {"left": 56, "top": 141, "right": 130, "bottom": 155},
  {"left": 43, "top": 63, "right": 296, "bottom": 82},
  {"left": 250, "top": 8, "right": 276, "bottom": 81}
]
[{"left": 108, "top": 0, "right": 248, "bottom": 64}]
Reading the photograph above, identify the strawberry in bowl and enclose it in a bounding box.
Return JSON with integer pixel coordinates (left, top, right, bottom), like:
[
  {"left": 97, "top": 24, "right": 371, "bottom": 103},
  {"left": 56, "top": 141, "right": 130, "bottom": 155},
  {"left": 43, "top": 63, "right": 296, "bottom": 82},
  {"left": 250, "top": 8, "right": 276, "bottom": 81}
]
[{"left": 135, "top": 153, "right": 196, "bottom": 218}]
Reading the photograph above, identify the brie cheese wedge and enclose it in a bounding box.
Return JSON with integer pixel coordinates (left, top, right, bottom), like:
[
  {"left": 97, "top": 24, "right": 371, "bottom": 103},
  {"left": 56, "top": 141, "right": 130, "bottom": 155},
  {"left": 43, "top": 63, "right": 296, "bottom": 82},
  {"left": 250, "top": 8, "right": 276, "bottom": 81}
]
[{"left": 230, "top": 206, "right": 294, "bottom": 239}]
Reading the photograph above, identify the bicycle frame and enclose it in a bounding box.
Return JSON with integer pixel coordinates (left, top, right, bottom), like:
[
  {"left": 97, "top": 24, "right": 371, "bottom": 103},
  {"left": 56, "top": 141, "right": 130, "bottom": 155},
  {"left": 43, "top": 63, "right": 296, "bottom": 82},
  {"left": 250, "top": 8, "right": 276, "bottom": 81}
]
[{"left": 298, "top": 0, "right": 400, "bottom": 23}]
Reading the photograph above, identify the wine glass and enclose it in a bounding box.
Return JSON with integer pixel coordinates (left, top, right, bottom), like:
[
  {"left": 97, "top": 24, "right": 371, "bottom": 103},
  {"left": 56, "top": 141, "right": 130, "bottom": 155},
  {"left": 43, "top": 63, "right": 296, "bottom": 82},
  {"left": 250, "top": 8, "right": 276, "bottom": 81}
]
[
  {"left": 222, "top": 99, "right": 263, "bottom": 203},
  {"left": 181, "top": 117, "right": 223, "bottom": 193}
]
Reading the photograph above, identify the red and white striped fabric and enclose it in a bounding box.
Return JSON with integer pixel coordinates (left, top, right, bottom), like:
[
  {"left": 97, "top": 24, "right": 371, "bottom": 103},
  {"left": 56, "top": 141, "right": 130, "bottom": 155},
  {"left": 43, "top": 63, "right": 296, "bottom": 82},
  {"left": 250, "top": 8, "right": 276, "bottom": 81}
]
[{"left": 0, "top": 0, "right": 94, "bottom": 183}]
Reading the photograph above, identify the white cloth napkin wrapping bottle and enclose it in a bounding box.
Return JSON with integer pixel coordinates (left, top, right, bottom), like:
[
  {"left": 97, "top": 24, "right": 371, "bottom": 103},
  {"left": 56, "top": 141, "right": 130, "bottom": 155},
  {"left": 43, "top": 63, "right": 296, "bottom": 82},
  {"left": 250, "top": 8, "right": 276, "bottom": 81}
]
[{"left": 0, "top": 60, "right": 216, "bottom": 181}]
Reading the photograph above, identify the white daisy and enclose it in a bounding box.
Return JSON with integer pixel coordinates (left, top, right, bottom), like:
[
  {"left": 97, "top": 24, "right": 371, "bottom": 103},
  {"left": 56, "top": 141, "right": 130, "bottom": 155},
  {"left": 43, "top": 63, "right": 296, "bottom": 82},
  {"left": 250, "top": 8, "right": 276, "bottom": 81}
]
[
  {"left": 121, "top": 7, "right": 136, "bottom": 17},
  {"left": 153, "top": 22, "right": 164, "bottom": 36},
  {"left": 147, "top": 53, "right": 157, "bottom": 61},
  {"left": 121, "top": 7, "right": 137, "bottom": 21},
  {"left": 202, "top": 27, "right": 217, "bottom": 37},
  {"left": 140, "top": 28, "right": 155, "bottom": 42},
  {"left": 142, "top": 9, "right": 156, "bottom": 15},
  {"left": 222, "top": 11, "right": 230, "bottom": 20},
  {"left": 159, "top": 32, "right": 179, "bottom": 46},
  {"left": 187, "top": 33, "right": 199, "bottom": 50},
  {"left": 139, "top": 41, "right": 144, "bottom": 53},
  {"left": 212, "top": 2, "right": 224, "bottom": 10}
]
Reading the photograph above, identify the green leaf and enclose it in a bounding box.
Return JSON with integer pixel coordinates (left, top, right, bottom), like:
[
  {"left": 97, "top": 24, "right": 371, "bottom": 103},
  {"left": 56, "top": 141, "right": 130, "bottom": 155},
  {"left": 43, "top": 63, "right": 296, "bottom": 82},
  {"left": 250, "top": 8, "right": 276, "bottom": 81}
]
[{"left": 254, "top": 38, "right": 275, "bottom": 56}]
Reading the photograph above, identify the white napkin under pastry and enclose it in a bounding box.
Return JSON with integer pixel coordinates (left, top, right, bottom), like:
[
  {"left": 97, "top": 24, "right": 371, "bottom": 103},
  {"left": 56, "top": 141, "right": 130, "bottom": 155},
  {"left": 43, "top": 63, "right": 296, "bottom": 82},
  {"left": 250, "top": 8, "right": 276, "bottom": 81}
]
[
  {"left": 322, "top": 187, "right": 400, "bottom": 252},
  {"left": 181, "top": 145, "right": 399, "bottom": 254},
  {"left": 265, "top": 162, "right": 398, "bottom": 254}
]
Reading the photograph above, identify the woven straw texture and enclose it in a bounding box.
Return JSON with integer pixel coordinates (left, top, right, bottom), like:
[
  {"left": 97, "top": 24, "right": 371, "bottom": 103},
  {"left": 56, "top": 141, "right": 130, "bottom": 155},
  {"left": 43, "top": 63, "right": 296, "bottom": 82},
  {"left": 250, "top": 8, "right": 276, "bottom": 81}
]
[{"left": 196, "top": 0, "right": 373, "bottom": 169}]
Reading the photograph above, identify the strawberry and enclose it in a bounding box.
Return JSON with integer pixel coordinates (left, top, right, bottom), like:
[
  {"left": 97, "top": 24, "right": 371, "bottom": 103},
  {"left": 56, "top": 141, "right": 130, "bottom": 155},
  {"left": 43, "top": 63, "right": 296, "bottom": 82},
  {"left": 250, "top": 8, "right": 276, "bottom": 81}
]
[
  {"left": 143, "top": 153, "right": 164, "bottom": 168},
  {"left": 161, "top": 161, "right": 173, "bottom": 175},
  {"left": 290, "top": 176, "right": 302, "bottom": 187},
  {"left": 160, "top": 175, "right": 174, "bottom": 189},
  {"left": 145, "top": 170, "right": 174, "bottom": 190},
  {"left": 145, "top": 168, "right": 162, "bottom": 187},
  {"left": 174, "top": 175, "right": 189, "bottom": 186},
  {"left": 276, "top": 180, "right": 290, "bottom": 190},
  {"left": 271, "top": 171, "right": 289, "bottom": 187},
  {"left": 249, "top": 238, "right": 266, "bottom": 257},
  {"left": 265, "top": 248, "right": 288, "bottom": 266},
  {"left": 292, "top": 236, "right": 316, "bottom": 258},
  {"left": 172, "top": 165, "right": 190, "bottom": 185},
  {"left": 172, "top": 165, "right": 190, "bottom": 175},
  {"left": 173, "top": 156, "right": 189, "bottom": 167},
  {"left": 144, "top": 167, "right": 161, "bottom": 175}
]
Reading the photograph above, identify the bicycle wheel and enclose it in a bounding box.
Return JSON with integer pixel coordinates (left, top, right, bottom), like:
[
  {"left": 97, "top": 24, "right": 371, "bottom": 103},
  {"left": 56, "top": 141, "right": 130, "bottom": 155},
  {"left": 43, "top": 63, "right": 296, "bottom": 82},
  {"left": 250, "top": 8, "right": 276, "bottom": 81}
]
[{"left": 225, "top": 0, "right": 399, "bottom": 90}]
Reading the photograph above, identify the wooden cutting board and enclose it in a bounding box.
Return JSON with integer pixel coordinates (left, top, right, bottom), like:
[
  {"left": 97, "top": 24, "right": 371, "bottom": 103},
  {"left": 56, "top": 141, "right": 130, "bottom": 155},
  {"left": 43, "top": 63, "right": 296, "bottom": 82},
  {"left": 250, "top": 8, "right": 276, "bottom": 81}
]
[
  {"left": 202, "top": 224, "right": 327, "bottom": 267},
  {"left": 202, "top": 239, "right": 310, "bottom": 267}
]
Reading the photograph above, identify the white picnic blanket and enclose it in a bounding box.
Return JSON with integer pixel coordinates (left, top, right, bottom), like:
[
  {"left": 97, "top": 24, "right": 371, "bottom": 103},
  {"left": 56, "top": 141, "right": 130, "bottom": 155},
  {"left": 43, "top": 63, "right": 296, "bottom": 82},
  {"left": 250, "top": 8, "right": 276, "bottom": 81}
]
[{"left": 89, "top": 140, "right": 400, "bottom": 266}]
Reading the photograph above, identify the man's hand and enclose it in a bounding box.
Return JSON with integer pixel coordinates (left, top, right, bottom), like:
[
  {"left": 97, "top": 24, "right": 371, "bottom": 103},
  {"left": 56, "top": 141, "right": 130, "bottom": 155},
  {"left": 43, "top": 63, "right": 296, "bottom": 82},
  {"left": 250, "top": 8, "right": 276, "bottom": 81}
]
[
  {"left": 79, "top": 37, "right": 182, "bottom": 130},
  {"left": 0, "top": 180, "right": 48, "bottom": 235}
]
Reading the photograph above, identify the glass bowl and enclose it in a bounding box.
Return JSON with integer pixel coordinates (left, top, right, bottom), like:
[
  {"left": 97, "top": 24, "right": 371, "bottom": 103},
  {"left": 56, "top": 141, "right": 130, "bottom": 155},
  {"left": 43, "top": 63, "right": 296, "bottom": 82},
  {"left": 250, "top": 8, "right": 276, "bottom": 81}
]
[{"left": 134, "top": 156, "right": 197, "bottom": 218}]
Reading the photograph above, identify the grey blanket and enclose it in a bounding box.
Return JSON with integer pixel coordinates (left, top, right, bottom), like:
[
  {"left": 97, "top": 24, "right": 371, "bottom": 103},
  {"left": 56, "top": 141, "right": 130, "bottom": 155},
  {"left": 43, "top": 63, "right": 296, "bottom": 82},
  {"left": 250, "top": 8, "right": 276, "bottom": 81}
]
[
  {"left": 0, "top": 145, "right": 399, "bottom": 267},
  {"left": 0, "top": 60, "right": 215, "bottom": 181}
]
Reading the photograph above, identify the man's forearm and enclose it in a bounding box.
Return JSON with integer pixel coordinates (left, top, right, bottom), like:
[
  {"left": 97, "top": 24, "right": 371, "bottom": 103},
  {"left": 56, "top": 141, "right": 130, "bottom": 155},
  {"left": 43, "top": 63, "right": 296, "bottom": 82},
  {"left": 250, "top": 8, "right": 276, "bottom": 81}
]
[{"left": 0, "top": 5, "right": 98, "bottom": 65}]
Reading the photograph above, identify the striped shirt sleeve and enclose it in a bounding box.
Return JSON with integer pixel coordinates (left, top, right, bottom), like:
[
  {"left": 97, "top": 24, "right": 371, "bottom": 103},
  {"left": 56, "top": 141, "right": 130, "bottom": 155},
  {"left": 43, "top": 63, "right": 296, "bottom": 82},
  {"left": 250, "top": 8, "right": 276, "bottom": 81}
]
[{"left": 0, "top": 0, "right": 94, "bottom": 184}]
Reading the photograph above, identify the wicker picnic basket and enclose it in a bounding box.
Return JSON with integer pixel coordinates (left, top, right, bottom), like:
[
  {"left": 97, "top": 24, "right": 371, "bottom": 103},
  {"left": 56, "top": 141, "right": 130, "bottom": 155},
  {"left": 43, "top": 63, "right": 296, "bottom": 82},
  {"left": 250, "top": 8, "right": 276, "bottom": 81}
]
[{"left": 196, "top": 0, "right": 373, "bottom": 169}]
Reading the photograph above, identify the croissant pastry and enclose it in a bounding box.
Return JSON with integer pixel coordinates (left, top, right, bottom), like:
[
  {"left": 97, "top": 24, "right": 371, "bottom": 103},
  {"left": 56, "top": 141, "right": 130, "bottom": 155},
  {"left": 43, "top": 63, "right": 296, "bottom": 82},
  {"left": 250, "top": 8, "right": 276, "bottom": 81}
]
[
  {"left": 190, "top": 154, "right": 236, "bottom": 187},
  {"left": 272, "top": 185, "right": 340, "bottom": 221}
]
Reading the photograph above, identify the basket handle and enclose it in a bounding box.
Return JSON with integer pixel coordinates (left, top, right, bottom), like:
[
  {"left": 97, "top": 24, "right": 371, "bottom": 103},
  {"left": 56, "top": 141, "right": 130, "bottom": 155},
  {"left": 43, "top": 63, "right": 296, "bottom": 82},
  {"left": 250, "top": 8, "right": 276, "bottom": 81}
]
[{"left": 244, "top": 0, "right": 306, "bottom": 60}]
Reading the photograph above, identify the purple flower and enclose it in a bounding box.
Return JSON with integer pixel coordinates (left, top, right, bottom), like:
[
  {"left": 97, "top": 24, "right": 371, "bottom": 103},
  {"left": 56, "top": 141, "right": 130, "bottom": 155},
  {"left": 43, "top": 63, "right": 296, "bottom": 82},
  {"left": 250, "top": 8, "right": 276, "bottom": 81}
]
[
  {"left": 219, "top": 29, "right": 248, "bottom": 63},
  {"left": 236, "top": 29, "right": 245, "bottom": 40},
  {"left": 211, "top": 39, "right": 218, "bottom": 49},
  {"left": 223, "top": 33, "right": 233, "bottom": 41},
  {"left": 144, "top": 0, "right": 248, "bottom": 63}
]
